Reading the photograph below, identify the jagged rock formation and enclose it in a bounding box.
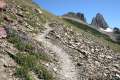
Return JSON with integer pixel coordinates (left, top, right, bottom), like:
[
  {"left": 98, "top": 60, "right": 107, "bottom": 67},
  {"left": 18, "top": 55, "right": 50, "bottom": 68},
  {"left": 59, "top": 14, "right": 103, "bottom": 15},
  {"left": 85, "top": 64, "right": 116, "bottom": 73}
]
[
  {"left": 91, "top": 13, "right": 109, "bottom": 29},
  {"left": 63, "top": 12, "right": 86, "bottom": 22}
]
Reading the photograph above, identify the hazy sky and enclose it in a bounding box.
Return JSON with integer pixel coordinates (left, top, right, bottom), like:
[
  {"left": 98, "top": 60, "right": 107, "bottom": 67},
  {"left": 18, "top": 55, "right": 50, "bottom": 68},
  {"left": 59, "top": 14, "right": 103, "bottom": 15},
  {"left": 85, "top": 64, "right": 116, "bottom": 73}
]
[{"left": 33, "top": 0, "right": 120, "bottom": 28}]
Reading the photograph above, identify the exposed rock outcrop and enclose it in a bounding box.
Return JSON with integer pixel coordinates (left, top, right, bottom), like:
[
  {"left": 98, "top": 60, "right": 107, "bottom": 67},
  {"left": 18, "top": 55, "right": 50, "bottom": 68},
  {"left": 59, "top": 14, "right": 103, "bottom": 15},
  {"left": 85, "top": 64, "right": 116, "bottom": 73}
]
[
  {"left": 91, "top": 13, "right": 109, "bottom": 29},
  {"left": 0, "top": 0, "right": 6, "bottom": 11},
  {"left": 63, "top": 12, "right": 86, "bottom": 22},
  {"left": 0, "top": 27, "right": 7, "bottom": 38}
]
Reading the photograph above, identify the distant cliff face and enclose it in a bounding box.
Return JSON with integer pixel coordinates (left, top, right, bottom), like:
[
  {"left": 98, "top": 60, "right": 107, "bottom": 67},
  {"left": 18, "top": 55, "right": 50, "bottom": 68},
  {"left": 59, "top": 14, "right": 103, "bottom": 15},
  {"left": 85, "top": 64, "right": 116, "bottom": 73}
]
[
  {"left": 91, "top": 13, "right": 109, "bottom": 29},
  {"left": 63, "top": 12, "right": 86, "bottom": 22}
]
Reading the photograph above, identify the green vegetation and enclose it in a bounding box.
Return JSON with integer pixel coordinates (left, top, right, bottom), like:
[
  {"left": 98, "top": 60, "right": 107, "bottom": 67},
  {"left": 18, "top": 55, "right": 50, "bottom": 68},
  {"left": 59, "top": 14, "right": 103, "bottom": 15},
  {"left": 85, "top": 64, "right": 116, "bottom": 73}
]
[
  {"left": 0, "top": 18, "right": 2, "bottom": 25},
  {"left": 7, "top": 29, "right": 50, "bottom": 61},
  {"left": 7, "top": 30, "right": 33, "bottom": 52},
  {"left": 0, "top": 13, "right": 4, "bottom": 25},
  {"left": 15, "top": 53, "right": 53, "bottom": 80},
  {"left": 64, "top": 18, "right": 109, "bottom": 37},
  {"left": 7, "top": 30, "right": 53, "bottom": 80},
  {"left": 64, "top": 18, "right": 116, "bottom": 42}
]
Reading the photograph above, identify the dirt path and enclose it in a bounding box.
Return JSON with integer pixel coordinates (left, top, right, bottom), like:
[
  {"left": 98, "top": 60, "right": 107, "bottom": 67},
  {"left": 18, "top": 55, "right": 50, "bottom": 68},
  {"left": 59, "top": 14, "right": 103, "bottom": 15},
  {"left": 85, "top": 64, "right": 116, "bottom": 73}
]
[{"left": 34, "top": 23, "right": 78, "bottom": 80}]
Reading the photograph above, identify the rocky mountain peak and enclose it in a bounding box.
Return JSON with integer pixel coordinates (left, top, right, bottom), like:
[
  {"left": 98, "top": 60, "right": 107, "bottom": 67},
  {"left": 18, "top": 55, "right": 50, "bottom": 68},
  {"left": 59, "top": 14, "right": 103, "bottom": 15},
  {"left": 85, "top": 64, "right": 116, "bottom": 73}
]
[
  {"left": 63, "top": 12, "right": 86, "bottom": 22},
  {"left": 96, "top": 13, "right": 103, "bottom": 17},
  {"left": 76, "top": 12, "right": 86, "bottom": 22},
  {"left": 91, "top": 13, "right": 109, "bottom": 29}
]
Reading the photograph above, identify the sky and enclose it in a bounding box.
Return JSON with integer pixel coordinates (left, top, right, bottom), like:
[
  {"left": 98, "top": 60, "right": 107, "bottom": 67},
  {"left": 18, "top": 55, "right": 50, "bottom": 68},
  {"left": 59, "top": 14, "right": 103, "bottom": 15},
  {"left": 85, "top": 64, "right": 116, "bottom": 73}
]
[{"left": 33, "top": 0, "right": 120, "bottom": 28}]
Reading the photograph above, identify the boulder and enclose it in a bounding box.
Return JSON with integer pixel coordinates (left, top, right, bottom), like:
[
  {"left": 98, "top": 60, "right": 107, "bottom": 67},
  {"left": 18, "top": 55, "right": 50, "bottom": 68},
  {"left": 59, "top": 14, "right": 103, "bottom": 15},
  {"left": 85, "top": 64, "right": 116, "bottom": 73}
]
[
  {"left": 0, "top": 27, "right": 7, "bottom": 38},
  {"left": 0, "top": 0, "right": 6, "bottom": 11},
  {"left": 34, "top": 8, "right": 42, "bottom": 14}
]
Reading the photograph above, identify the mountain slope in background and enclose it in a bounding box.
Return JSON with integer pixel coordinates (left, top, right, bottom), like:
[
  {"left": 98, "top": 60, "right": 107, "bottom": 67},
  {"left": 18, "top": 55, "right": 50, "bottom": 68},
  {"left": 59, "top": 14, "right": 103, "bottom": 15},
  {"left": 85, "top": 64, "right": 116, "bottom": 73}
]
[
  {"left": 63, "top": 12, "right": 120, "bottom": 43},
  {"left": 0, "top": 0, "right": 120, "bottom": 80}
]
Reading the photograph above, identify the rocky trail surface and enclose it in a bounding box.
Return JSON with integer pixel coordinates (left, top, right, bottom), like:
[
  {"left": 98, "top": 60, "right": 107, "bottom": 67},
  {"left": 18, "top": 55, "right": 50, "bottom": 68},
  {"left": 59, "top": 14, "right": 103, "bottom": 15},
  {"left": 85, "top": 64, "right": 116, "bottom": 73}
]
[{"left": 34, "top": 23, "right": 78, "bottom": 80}]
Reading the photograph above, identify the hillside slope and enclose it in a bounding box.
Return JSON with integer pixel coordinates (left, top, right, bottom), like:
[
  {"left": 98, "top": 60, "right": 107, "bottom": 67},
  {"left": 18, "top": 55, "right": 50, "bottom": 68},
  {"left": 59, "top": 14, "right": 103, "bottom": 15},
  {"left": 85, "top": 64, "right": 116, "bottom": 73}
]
[
  {"left": 0, "top": 0, "right": 120, "bottom": 80},
  {"left": 63, "top": 17, "right": 120, "bottom": 52}
]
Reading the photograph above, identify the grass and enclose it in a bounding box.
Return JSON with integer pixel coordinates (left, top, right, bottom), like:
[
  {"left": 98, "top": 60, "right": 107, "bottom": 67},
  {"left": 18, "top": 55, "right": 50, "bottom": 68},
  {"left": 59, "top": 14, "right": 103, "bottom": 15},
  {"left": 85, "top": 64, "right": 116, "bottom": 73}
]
[
  {"left": 7, "top": 29, "right": 54, "bottom": 80},
  {"left": 0, "top": 13, "right": 4, "bottom": 25},
  {"left": 7, "top": 30, "right": 33, "bottom": 52},
  {"left": 0, "top": 18, "right": 2, "bottom": 25},
  {"left": 15, "top": 53, "right": 53, "bottom": 80},
  {"left": 7, "top": 29, "right": 50, "bottom": 60},
  {"left": 63, "top": 18, "right": 115, "bottom": 43},
  {"left": 64, "top": 18, "right": 110, "bottom": 37},
  {"left": 16, "top": 66, "right": 33, "bottom": 80}
]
